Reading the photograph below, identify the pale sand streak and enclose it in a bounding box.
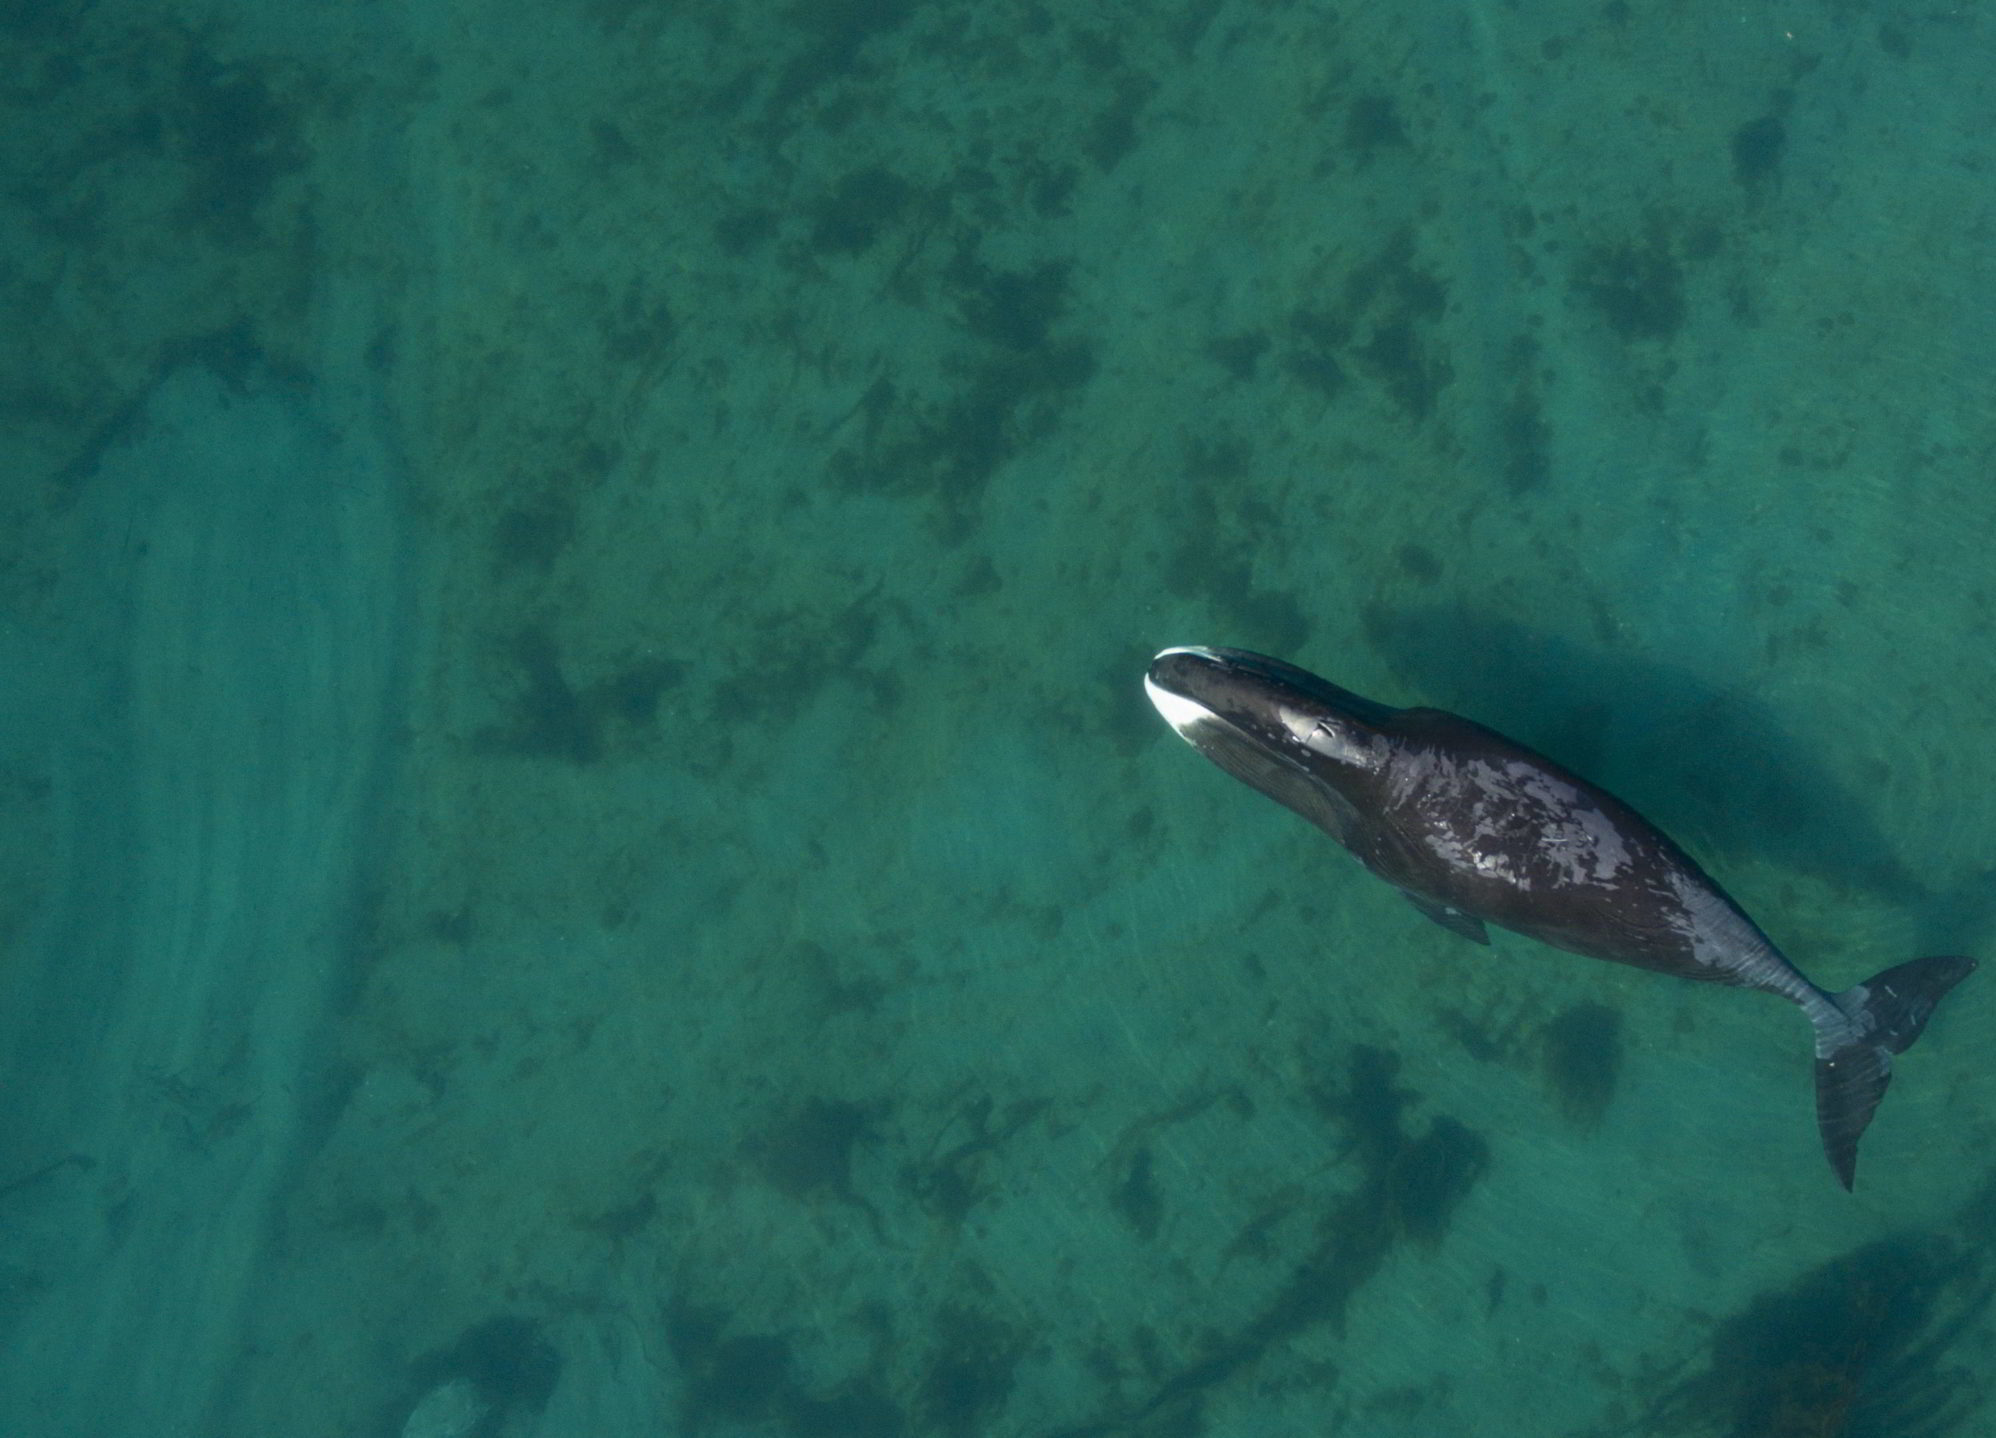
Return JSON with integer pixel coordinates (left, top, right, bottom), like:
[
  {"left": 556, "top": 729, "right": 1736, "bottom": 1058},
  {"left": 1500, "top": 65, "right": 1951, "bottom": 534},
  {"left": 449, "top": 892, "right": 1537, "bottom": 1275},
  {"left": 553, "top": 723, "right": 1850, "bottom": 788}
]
[{"left": 0, "top": 364, "right": 405, "bottom": 1436}]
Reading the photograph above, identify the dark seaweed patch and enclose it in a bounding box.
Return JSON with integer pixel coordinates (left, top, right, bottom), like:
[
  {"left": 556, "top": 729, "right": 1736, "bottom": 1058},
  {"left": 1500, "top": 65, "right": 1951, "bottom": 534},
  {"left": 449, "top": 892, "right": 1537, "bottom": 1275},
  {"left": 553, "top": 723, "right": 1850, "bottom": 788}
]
[
  {"left": 1541, "top": 1002, "right": 1621, "bottom": 1129},
  {"left": 664, "top": 1295, "right": 907, "bottom": 1438},
  {"left": 1732, "top": 114, "right": 1786, "bottom": 190},
  {"left": 1576, "top": 238, "right": 1685, "bottom": 342},
  {"left": 175, "top": 48, "right": 309, "bottom": 242},
  {"left": 1396, "top": 543, "right": 1443, "bottom": 584},
  {"left": 400, "top": 1316, "right": 562, "bottom": 1435},
  {"left": 1050, "top": 1047, "right": 1490, "bottom": 1436},
  {"left": 1346, "top": 95, "right": 1408, "bottom": 160},
  {"left": 921, "top": 1304, "right": 1030, "bottom": 1437},
  {"left": 1205, "top": 331, "right": 1269, "bottom": 381},
  {"left": 1634, "top": 1235, "right": 1989, "bottom": 1438},
  {"left": 1112, "top": 1146, "right": 1163, "bottom": 1241},
  {"left": 1282, "top": 231, "right": 1451, "bottom": 419},
  {"left": 810, "top": 166, "right": 914, "bottom": 255},
  {"left": 753, "top": 1096, "right": 882, "bottom": 1207}
]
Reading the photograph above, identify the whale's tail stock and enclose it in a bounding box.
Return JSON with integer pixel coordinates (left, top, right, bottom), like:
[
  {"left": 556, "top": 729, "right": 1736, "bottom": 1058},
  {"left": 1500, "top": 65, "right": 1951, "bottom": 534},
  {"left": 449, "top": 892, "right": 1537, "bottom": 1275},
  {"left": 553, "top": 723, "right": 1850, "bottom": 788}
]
[{"left": 1812, "top": 955, "right": 1977, "bottom": 1189}]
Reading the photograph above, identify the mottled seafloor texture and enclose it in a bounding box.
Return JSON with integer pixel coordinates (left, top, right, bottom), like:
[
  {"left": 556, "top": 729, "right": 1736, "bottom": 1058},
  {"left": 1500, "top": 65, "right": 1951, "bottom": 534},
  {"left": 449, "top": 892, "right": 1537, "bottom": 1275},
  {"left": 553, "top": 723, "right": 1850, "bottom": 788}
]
[{"left": 3, "top": 2, "right": 1996, "bottom": 1436}]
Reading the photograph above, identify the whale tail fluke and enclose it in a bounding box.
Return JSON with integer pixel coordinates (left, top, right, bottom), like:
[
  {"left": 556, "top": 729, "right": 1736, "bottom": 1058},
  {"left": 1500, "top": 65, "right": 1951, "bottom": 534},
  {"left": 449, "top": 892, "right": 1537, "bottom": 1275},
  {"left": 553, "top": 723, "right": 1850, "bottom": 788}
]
[{"left": 1813, "top": 954, "right": 1977, "bottom": 1190}]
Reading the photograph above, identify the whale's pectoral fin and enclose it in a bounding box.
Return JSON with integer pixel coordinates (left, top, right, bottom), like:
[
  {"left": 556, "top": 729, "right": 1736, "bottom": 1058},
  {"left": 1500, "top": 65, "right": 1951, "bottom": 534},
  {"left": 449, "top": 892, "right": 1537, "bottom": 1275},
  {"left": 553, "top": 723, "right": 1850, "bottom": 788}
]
[
  {"left": 1814, "top": 953, "right": 1977, "bottom": 1190},
  {"left": 1402, "top": 892, "right": 1490, "bottom": 945}
]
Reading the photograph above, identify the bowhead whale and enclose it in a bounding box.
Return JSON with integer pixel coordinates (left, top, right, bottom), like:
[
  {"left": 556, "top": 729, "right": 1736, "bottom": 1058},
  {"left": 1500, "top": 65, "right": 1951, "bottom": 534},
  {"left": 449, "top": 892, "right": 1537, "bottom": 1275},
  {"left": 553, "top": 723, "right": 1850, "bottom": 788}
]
[{"left": 1145, "top": 645, "right": 1974, "bottom": 1189}]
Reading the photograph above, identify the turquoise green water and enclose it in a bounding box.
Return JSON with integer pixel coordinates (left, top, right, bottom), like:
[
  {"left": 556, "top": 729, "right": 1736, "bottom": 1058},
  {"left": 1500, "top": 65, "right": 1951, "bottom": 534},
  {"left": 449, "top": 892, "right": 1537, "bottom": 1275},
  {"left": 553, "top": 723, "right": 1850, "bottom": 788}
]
[{"left": 3, "top": 2, "right": 1994, "bottom": 1435}]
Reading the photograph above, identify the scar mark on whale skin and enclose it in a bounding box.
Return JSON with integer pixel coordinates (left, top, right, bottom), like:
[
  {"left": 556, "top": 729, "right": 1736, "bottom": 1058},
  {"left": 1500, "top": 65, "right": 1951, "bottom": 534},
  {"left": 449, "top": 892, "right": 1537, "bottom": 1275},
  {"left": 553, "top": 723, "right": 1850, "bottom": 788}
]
[{"left": 1416, "top": 757, "right": 1636, "bottom": 888}]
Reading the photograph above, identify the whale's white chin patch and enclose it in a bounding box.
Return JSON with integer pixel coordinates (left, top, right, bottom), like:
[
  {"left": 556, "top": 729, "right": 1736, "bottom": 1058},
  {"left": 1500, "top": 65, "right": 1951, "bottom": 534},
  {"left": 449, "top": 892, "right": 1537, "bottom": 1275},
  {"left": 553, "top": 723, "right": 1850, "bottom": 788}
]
[{"left": 1144, "top": 675, "right": 1217, "bottom": 743}]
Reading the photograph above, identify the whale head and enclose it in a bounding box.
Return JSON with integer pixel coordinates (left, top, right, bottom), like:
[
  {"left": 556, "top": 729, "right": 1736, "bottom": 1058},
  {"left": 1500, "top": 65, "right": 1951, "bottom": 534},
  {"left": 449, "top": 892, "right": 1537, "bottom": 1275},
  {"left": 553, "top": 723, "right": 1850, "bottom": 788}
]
[{"left": 1144, "top": 646, "right": 1397, "bottom": 838}]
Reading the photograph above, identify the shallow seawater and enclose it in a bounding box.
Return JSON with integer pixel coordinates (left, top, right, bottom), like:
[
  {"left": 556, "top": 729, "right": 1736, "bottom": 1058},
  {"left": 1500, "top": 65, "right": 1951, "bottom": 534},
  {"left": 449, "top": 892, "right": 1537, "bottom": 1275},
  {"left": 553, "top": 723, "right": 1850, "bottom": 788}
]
[{"left": 3, "top": 3, "right": 1995, "bottom": 1436}]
